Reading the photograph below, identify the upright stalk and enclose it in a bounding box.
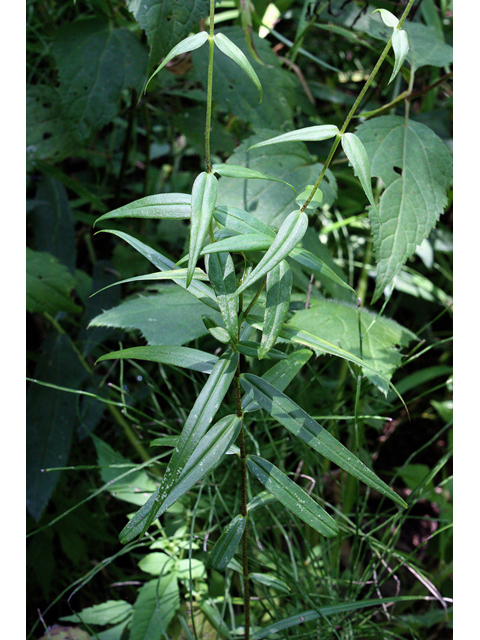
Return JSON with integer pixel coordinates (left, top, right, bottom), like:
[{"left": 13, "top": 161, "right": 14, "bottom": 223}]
[{"left": 204, "top": 0, "right": 216, "bottom": 173}]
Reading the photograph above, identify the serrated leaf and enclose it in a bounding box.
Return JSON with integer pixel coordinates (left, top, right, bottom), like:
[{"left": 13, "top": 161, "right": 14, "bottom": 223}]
[
  {"left": 241, "top": 376, "right": 407, "bottom": 508},
  {"left": 188, "top": 172, "right": 219, "bottom": 287},
  {"left": 120, "top": 351, "right": 239, "bottom": 542},
  {"left": 355, "top": 116, "right": 452, "bottom": 301},
  {"left": 214, "top": 32, "right": 262, "bottom": 102},
  {"left": 242, "top": 349, "right": 312, "bottom": 413},
  {"left": 390, "top": 29, "right": 409, "bottom": 83},
  {"left": 247, "top": 455, "right": 339, "bottom": 537},
  {"left": 96, "top": 345, "right": 218, "bottom": 374},
  {"left": 146, "top": 31, "right": 209, "bottom": 89},
  {"left": 213, "top": 163, "right": 295, "bottom": 194},
  {"left": 205, "top": 252, "right": 239, "bottom": 342},
  {"left": 26, "top": 248, "right": 82, "bottom": 316},
  {"left": 207, "top": 515, "right": 246, "bottom": 571},
  {"left": 341, "top": 133, "right": 375, "bottom": 207},
  {"left": 94, "top": 193, "right": 191, "bottom": 226},
  {"left": 96, "top": 229, "right": 219, "bottom": 312},
  {"left": 248, "top": 125, "right": 339, "bottom": 150},
  {"left": 287, "top": 299, "right": 416, "bottom": 394},
  {"left": 232, "top": 210, "right": 308, "bottom": 298},
  {"left": 259, "top": 261, "right": 293, "bottom": 359}
]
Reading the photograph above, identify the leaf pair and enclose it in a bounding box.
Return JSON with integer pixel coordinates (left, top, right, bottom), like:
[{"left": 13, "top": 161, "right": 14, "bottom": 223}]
[{"left": 374, "top": 9, "right": 409, "bottom": 84}]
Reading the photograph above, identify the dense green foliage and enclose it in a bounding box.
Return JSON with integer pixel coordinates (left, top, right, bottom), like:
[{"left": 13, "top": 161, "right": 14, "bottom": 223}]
[{"left": 27, "top": 1, "right": 452, "bottom": 639}]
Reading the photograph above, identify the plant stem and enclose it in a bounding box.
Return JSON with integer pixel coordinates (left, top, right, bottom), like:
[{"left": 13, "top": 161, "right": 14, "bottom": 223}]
[
  {"left": 235, "top": 360, "right": 250, "bottom": 640},
  {"left": 204, "top": 0, "right": 216, "bottom": 173},
  {"left": 300, "top": 0, "right": 416, "bottom": 212}
]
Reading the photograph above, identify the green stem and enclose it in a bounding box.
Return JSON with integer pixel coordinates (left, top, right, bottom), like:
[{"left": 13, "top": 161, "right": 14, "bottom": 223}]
[
  {"left": 300, "top": 0, "right": 416, "bottom": 212},
  {"left": 204, "top": 0, "right": 216, "bottom": 173}
]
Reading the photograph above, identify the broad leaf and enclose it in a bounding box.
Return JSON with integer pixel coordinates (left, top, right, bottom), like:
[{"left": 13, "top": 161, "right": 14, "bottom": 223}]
[
  {"left": 247, "top": 456, "right": 339, "bottom": 537},
  {"left": 259, "top": 261, "right": 293, "bottom": 359},
  {"left": 212, "top": 163, "right": 295, "bottom": 194},
  {"left": 248, "top": 124, "right": 339, "bottom": 150},
  {"left": 94, "top": 193, "right": 191, "bottom": 225},
  {"left": 127, "top": 0, "right": 210, "bottom": 75},
  {"left": 146, "top": 31, "right": 209, "bottom": 88},
  {"left": 130, "top": 575, "right": 179, "bottom": 640},
  {"left": 213, "top": 32, "right": 262, "bottom": 102},
  {"left": 355, "top": 116, "right": 452, "bottom": 301},
  {"left": 241, "top": 375, "right": 407, "bottom": 508},
  {"left": 208, "top": 515, "right": 246, "bottom": 572},
  {"left": 232, "top": 210, "right": 308, "bottom": 298},
  {"left": 287, "top": 300, "right": 416, "bottom": 394},
  {"left": 205, "top": 252, "right": 239, "bottom": 342},
  {"left": 188, "top": 172, "right": 219, "bottom": 287},
  {"left": 96, "top": 345, "right": 218, "bottom": 374}
]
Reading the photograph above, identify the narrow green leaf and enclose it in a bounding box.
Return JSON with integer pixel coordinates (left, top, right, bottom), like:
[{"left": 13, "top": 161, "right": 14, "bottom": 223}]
[
  {"left": 373, "top": 8, "right": 399, "bottom": 28},
  {"left": 205, "top": 252, "right": 239, "bottom": 342},
  {"left": 91, "top": 267, "right": 209, "bottom": 297},
  {"left": 241, "top": 375, "right": 407, "bottom": 508},
  {"left": 232, "top": 210, "right": 309, "bottom": 299},
  {"left": 207, "top": 515, "right": 246, "bottom": 571},
  {"left": 288, "top": 246, "right": 355, "bottom": 294},
  {"left": 259, "top": 261, "right": 293, "bottom": 359},
  {"left": 212, "top": 164, "right": 296, "bottom": 195},
  {"left": 247, "top": 455, "right": 339, "bottom": 538},
  {"left": 213, "top": 32, "right": 262, "bottom": 102},
  {"left": 188, "top": 172, "right": 219, "bottom": 287},
  {"left": 214, "top": 205, "right": 275, "bottom": 238},
  {"left": 248, "top": 125, "right": 339, "bottom": 151},
  {"left": 120, "top": 350, "right": 239, "bottom": 543},
  {"left": 390, "top": 29, "right": 410, "bottom": 83},
  {"left": 341, "top": 133, "right": 376, "bottom": 207},
  {"left": 295, "top": 185, "right": 323, "bottom": 210},
  {"left": 202, "top": 233, "right": 273, "bottom": 255},
  {"left": 242, "top": 349, "right": 312, "bottom": 413},
  {"left": 145, "top": 31, "right": 209, "bottom": 89},
  {"left": 95, "top": 345, "right": 218, "bottom": 374},
  {"left": 249, "top": 573, "right": 291, "bottom": 594},
  {"left": 96, "top": 229, "right": 219, "bottom": 312},
  {"left": 235, "top": 341, "right": 286, "bottom": 361},
  {"left": 94, "top": 193, "right": 191, "bottom": 226},
  {"left": 202, "top": 315, "right": 231, "bottom": 344}
]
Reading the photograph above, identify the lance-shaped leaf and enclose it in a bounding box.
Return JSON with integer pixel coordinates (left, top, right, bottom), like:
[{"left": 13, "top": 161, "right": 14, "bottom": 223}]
[
  {"left": 212, "top": 164, "right": 296, "bottom": 195},
  {"left": 295, "top": 185, "right": 323, "bottom": 210},
  {"left": 97, "top": 229, "right": 219, "bottom": 312},
  {"left": 94, "top": 193, "right": 191, "bottom": 226},
  {"left": 145, "top": 31, "right": 209, "bottom": 89},
  {"left": 248, "top": 125, "right": 339, "bottom": 151},
  {"left": 341, "top": 133, "right": 375, "bottom": 208},
  {"left": 259, "top": 261, "right": 293, "bottom": 359},
  {"left": 374, "top": 8, "right": 399, "bottom": 28},
  {"left": 242, "top": 349, "right": 312, "bottom": 413},
  {"left": 95, "top": 345, "right": 218, "bottom": 374},
  {"left": 205, "top": 252, "right": 239, "bottom": 342},
  {"left": 202, "top": 233, "right": 273, "bottom": 255},
  {"left": 188, "top": 172, "right": 219, "bottom": 287},
  {"left": 207, "top": 515, "right": 246, "bottom": 572},
  {"left": 214, "top": 205, "right": 275, "bottom": 238},
  {"left": 231, "top": 210, "right": 308, "bottom": 299},
  {"left": 213, "top": 32, "right": 262, "bottom": 102},
  {"left": 241, "top": 375, "right": 407, "bottom": 508},
  {"left": 202, "top": 315, "right": 231, "bottom": 344},
  {"left": 91, "top": 267, "right": 209, "bottom": 297},
  {"left": 247, "top": 455, "right": 339, "bottom": 538},
  {"left": 120, "top": 350, "right": 239, "bottom": 543},
  {"left": 250, "top": 573, "right": 291, "bottom": 594},
  {"left": 288, "top": 246, "right": 355, "bottom": 294},
  {"left": 390, "top": 29, "right": 409, "bottom": 84},
  {"left": 235, "top": 341, "right": 286, "bottom": 360}
]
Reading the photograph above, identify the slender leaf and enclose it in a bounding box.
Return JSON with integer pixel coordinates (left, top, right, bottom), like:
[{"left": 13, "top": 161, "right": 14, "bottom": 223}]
[
  {"left": 207, "top": 515, "right": 246, "bottom": 571},
  {"left": 247, "top": 455, "right": 339, "bottom": 537},
  {"left": 248, "top": 125, "right": 339, "bottom": 150},
  {"left": 188, "top": 172, "right": 219, "bottom": 287},
  {"left": 94, "top": 193, "right": 191, "bottom": 226},
  {"left": 120, "top": 350, "right": 239, "bottom": 542},
  {"left": 202, "top": 315, "right": 231, "bottom": 344},
  {"left": 373, "top": 8, "right": 399, "bottom": 28},
  {"left": 232, "top": 210, "right": 308, "bottom": 299},
  {"left": 214, "top": 205, "right": 275, "bottom": 238},
  {"left": 288, "top": 246, "right": 355, "bottom": 294},
  {"left": 96, "top": 345, "right": 218, "bottom": 374},
  {"left": 92, "top": 267, "right": 209, "bottom": 297},
  {"left": 205, "top": 252, "right": 239, "bottom": 342},
  {"left": 213, "top": 163, "right": 295, "bottom": 194},
  {"left": 146, "top": 31, "right": 209, "bottom": 88},
  {"left": 249, "top": 573, "right": 291, "bottom": 594},
  {"left": 213, "top": 32, "right": 262, "bottom": 102},
  {"left": 202, "top": 233, "right": 273, "bottom": 255},
  {"left": 259, "top": 261, "right": 293, "bottom": 359},
  {"left": 341, "top": 133, "right": 375, "bottom": 207},
  {"left": 241, "top": 375, "right": 407, "bottom": 508},
  {"left": 390, "top": 29, "right": 410, "bottom": 83}
]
